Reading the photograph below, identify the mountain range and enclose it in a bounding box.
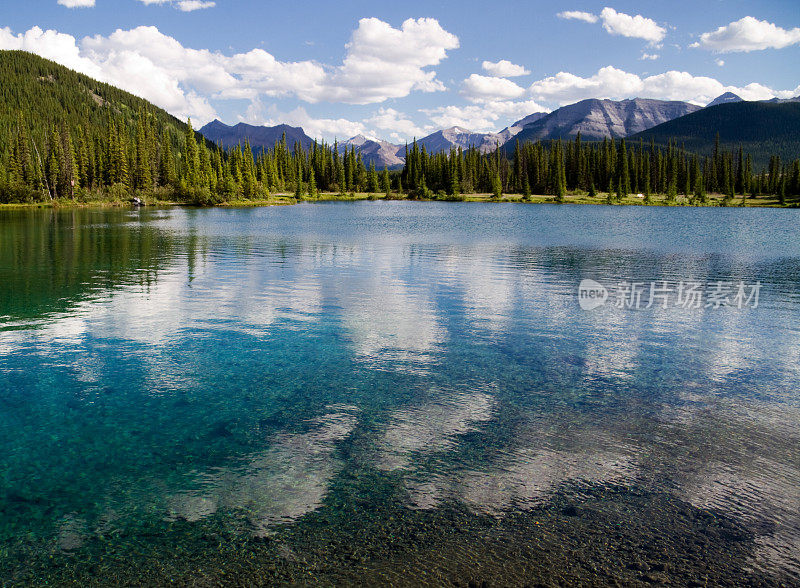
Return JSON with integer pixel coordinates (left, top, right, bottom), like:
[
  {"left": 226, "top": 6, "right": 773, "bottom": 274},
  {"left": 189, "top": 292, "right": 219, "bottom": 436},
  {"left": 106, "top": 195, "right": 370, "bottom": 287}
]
[
  {"left": 198, "top": 120, "right": 314, "bottom": 152},
  {"left": 199, "top": 94, "right": 800, "bottom": 169},
  {"left": 200, "top": 113, "right": 549, "bottom": 169},
  {"left": 506, "top": 98, "right": 701, "bottom": 147}
]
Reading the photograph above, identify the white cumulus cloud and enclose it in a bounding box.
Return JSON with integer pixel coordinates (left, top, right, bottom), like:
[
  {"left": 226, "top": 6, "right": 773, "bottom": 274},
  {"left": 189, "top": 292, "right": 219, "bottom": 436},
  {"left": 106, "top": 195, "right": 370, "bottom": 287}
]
[
  {"left": 321, "top": 17, "right": 459, "bottom": 104},
  {"left": 366, "top": 108, "right": 432, "bottom": 140},
  {"left": 461, "top": 74, "right": 526, "bottom": 102},
  {"left": 557, "top": 11, "right": 598, "bottom": 24},
  {"left": 599, "top": 7, "right": 666, "bottom": 46},
  {"left": 481, "top": 59, "right": 530, "bottom": 77},
  {"left": 0, "top": 18, "right": 459, "bottom": 128},
  {"left": 527, "top": 65, "right": 796, "bottom": 106},
  {"left": 692, "top": 16, "right": 800, "bottom": 53},
  {"left": 558, "top": 7, "right": 666, "bottom": 45},
  {"left": 0, "top": 26, "right": 104, "bottom": 78}
]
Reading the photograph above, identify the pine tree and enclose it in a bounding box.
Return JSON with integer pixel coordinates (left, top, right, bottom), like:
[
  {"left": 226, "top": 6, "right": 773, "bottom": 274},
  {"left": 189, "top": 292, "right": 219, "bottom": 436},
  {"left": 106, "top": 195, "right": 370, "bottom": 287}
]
[
  {"left": 779, "top": 173, "right": 786, "bottom": 205},
  {"left": 381, "top": 166, "right": 391, "bottom": 195},
  {"left": 692, "top": 156, "right": 705, "bottom": 203},
  {"left": 491, "top": 172, "right": 502, "bottom": 199},
  {"left": 133, "top": 116, "right": 151, "bottom": 191},
  {"left": 308, "top": 168, "right": 317, "bottom": 198},
  {"left": 450, "top": 167, "right": 460, "bottom": 197},
  {"left": 666, "top": 173, "right": 677, "bottom": 202},
  {"left": 294, "top": 159, "right": 304, "bottom": 199},
  {"left": 419, "top": 173, "right": 428, "bottom": 199},
  {"left": 368, "top": 162, "right": 380, "bottom": 194},
  {"left": 616, "top": 139, "right": 630, "bottom": 199},
  {"left": 792, "top": 159, "right": 800, "bottom": 196}
]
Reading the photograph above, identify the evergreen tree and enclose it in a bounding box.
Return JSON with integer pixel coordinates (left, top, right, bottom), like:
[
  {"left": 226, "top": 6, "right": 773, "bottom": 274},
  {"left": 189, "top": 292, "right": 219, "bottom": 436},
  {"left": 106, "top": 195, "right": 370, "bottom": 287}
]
[
  {"left": 381, "top": 166, "right": 391, "bottom": 195},
  {"left": 779, "top": 173, "right": 786, "bottom": 205},
  {"left": 368, "top": 162, "right": 380, "bottom": 194},
  {"left": 491, "top": 172, "right": 502, "bottom": 199},
  {"left": 616, "top": 139, "right": 630, "bottom": 199},
  {"left": 692, "top": 156, "right": 705, "bottom": 203}
]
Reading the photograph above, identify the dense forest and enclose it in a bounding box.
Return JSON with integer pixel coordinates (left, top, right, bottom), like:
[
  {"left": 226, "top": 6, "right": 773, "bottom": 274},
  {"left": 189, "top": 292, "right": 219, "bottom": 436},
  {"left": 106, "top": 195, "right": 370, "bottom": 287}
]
[
  {"left": 631, "top": 101, "right": 800, "bottom": 167},
  {"left": 0, "top": 107, "right": 386, "bottom": 204},
  {"left": 402, "top": 135, "right": 800, "bottom": 203},
  {"left": 0, "top": 52, "right": 378, "bottom": 204},
  {"left": 1, "top": 49, "right": 799, "bottom": 206}
]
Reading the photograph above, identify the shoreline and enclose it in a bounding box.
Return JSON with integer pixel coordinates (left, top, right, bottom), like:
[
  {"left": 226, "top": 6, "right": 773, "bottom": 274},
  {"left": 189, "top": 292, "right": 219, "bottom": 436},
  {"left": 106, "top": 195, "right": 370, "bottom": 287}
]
[{"left": 0, "top": 191, "right": 796, "bottom": 210}]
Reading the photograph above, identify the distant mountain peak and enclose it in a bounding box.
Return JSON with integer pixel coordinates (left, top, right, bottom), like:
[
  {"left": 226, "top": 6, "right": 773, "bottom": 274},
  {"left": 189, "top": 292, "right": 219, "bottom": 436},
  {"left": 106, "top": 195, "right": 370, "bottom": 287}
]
[
  {"left": 342, "top": 134, "right": 381, "bottom": 147},
  {"left": 707, "top": 92, "right": 743, "bottom": 108},
  {"left": 503, "top": 98, "right": 701, "bottom": 148},
  {"left": 510, "top": 112, "right": 549, "bottom": 129},
  {"left": 444, "top": 126, "right": 473, "bottom": 134},
  {"left": 340, "top": 134, "right": 404, "bottom": 169}
]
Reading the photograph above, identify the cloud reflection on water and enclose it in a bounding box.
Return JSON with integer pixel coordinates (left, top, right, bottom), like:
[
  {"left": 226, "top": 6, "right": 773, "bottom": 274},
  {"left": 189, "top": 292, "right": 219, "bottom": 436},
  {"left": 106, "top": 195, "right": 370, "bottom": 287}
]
[
  {"left": 2, "top": 205, "right": 800, "bottom": 580},
  {"left": 167, "top": 405, "right": 359, "bottom": 536}
]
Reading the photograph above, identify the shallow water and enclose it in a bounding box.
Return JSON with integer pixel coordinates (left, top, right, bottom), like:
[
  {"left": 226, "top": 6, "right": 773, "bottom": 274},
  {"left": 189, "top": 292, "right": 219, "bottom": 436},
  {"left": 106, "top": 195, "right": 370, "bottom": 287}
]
[{"left": 1, "top": 202, "right": 799, "bottom": 585}]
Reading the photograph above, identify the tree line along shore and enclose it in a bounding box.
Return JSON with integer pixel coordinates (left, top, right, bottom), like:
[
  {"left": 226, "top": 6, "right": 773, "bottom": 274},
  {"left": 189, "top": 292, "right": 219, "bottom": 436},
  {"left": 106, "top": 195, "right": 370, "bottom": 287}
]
[{"left": 1, "top": 113, "right": 798, "bottom": 209}]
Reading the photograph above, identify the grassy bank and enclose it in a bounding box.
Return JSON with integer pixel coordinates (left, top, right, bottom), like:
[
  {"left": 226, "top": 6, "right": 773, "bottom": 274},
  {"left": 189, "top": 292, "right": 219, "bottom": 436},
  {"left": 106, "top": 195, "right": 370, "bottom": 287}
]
[{"left": 1, "top": 190, "right": 797, "bottom": 209}]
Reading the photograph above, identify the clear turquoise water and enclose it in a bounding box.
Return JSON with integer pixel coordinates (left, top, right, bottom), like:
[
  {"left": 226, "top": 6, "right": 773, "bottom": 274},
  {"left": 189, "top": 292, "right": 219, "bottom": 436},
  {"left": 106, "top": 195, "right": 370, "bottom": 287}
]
[{"left": 1, "top": 203, "right": 799, "bottom": 585}]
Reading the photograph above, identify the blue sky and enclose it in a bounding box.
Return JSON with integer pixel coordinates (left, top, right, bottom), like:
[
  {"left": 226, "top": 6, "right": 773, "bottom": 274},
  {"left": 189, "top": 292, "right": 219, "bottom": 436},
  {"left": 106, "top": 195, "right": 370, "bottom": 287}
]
[{"left": 2, "top": 0, "right": 799, "bottom": 142}]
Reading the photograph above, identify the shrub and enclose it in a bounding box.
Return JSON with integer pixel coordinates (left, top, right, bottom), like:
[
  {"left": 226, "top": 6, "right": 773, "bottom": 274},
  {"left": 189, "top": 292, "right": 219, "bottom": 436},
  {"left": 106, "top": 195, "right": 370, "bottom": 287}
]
[{"left": 107, "top": 183, "right": 130, "bottom": 202}]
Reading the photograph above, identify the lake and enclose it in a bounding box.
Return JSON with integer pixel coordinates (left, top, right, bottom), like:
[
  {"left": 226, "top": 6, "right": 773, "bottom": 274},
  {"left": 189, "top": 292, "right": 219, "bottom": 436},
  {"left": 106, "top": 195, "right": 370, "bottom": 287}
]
[{"left": 1, "top": 202, "right": 799, "bottom": 585}]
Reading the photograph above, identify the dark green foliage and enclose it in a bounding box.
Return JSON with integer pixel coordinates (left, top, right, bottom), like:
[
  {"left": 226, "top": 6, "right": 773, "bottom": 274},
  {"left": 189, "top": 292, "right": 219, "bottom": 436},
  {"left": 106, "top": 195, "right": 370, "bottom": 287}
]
[
  {"left": 631, "top": 102, "right": 800, "bottom": 168},
  {"left": 381, "top": 166, "right": 391, "bottom": 196},
  {"left": 398, "top": 133, "right": 796, "bottom": 203},
  {"left": 492, "top": 173, "right": 503, "bottom": 199},
  {"left": 3, "top": 51, "right": 796, "bottom": 207},
  {"left": 0, "top": 51, "right": 380, "bottom": 204}
]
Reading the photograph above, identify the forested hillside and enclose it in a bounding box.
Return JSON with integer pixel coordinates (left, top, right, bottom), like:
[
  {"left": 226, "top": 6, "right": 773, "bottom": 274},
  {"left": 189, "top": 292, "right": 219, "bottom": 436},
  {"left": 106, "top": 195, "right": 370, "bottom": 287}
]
[
  {"left": 631, "top": 102, "right": 800, "bottom": 167},
  {"left": 0, "top": 50, "right": 192, "bottom": 202},
  {"left": 1, "top": 50, "right": 798, "bottom": 207},
  {"left": 0, "top": 51, "right": 382, "bottom": 204}
]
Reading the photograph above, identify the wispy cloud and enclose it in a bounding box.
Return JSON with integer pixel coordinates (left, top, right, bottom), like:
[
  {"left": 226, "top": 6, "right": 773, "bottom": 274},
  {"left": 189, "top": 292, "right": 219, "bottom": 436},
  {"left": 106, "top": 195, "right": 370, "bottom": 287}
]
[
  {"left": 177, "top": 0, "right": 215, "bottom": 11},
  {"left": 136, "top": 0, "right": 216, "bottom": 11},
  {"left": 57, "top": 0, "right": 95, "bottom": 7},
  {"left": 557, "top": 11, "right": 598, "bottom": 24}
]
